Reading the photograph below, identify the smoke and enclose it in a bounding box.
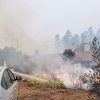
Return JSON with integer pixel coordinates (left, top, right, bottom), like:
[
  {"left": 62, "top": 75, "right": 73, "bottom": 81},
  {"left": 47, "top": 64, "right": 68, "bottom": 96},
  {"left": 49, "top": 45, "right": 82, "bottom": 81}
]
[
  {"left": 59, "top": 64, "right": 93, "bottom": 90},
  {"left": 30, "top": 54, "right": 62, "bottom": 76},
  {"left": 0, "top": 0, "right": 55, "bottom": 55},
  {"left": 23, "top": 53, "right": 93, "bottom": 90},
  {"left": 0, "top": 1, "right": 95, "bottom": 90}
]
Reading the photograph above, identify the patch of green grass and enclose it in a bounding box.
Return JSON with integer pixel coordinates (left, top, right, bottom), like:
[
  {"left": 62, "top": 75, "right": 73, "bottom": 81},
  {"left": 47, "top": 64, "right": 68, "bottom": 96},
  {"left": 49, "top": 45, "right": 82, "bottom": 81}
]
[
  {"left": 27, "top": 79, "right": 65, "bottom": 89},
  {"left": 48, "top": 80, "right": 65, "bottom": 89}
]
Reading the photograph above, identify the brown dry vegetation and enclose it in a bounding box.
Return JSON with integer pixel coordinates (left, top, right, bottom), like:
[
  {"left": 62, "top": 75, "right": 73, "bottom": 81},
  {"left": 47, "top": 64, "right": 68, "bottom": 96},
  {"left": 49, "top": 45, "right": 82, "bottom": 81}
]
[{"left": 18, "top": 81, "right": 100, "bottom": 100}]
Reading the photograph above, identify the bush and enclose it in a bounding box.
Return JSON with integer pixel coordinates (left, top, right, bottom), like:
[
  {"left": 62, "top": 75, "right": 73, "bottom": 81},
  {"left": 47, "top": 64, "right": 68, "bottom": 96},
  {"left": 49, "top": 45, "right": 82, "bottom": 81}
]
[
  {"left": 89, "top": 37, "right": 100, "bottom": 96},
  {"left": 63, "top": 49, "right": 75, "bottom": 60}
]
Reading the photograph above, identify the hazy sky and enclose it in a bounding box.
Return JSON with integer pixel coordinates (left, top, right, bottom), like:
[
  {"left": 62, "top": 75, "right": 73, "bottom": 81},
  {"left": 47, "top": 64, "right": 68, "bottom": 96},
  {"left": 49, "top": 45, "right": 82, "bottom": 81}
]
[
  {"left": 0, "top": 0, "right": 100, "bottom": 54},
  {"left": 28, "top": 0, "right": 100, "bottom": 38}
]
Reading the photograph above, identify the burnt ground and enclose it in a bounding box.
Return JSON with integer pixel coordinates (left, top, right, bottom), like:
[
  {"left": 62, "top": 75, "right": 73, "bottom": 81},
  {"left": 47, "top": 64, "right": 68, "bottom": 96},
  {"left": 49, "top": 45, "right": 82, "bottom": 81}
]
[{"left": 18, "top": 81, "right": 100, "bottom": 100}]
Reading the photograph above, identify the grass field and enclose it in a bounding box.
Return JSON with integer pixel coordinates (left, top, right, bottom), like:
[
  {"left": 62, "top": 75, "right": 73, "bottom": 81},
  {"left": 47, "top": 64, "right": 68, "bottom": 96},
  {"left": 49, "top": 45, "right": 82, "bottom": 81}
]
[{"left": 18, "top": 80, "right": 100, "bottom": 100}]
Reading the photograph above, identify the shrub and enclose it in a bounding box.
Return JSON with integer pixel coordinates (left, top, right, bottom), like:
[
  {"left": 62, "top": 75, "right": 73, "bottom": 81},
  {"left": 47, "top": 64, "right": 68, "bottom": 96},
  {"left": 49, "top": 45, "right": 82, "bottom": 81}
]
[
  {"left": 89, "top": 37, "right": 100, "bottom": 95},
  {"left": 63, "top": 49, "right": 75, "bottom": 60}
]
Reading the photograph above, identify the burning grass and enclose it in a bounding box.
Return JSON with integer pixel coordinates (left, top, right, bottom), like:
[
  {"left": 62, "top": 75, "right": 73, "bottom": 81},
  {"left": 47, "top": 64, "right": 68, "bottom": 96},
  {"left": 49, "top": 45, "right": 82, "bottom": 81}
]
[
  {"left": 37, "top": 74, "right": 50, "bottom": 80},
  {"left": 27, "top": 69, "right": 92, "bottom": 90},
  {"left": 22, "top": 64, "right": 100, "bottom": 94}
]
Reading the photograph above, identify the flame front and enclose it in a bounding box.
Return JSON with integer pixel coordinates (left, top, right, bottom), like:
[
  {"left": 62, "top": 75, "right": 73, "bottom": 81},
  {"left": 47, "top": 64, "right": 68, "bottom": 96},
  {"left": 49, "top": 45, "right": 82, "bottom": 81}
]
[
  {"left": 63, "top": 72, "right": 69, "bottom": 77},
  {"left": 54, "top": 72, "right": 60, "bottom": 80},
  {"left": 56, "top": 74, "right": 60, "bottom": 79},
  {"left": 60, "top": 67, "right": 65, "bottom": 73},
  {"left": 92, "top": 76, "right": 100, "bottom": 83},
  {"left": 22, "top": 78, "right": 26, "bottom": 81},
  {"left": 73, "top": 80, "right": 77, "bottom": 85},
  {"left": 42, "top": 73, "right": 48, "bottom": 79},
  {"left": 60, "top": 67, "right": 69, "bottom": 77},
  {"left": 95, "top": 78, "right": 100, "bottom": 82}
]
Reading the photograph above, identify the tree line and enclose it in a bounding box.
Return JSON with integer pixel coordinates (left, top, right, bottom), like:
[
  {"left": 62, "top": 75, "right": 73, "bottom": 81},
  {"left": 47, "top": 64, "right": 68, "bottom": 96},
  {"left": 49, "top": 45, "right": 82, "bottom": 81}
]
[
  {"left": 54, "top": 27, "right": 100, "bottom": 53},
  {"left": 0, "top": 46, "right": 22, "bottom": 66}
]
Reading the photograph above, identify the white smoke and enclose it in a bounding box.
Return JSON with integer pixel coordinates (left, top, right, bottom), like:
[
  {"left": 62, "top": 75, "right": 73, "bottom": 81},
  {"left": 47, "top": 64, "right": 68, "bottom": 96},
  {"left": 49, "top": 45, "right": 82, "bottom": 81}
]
[
  {"left": 0, "top": 0, "right": 55, "bottom": 55},
  {"left": 27, "top": 54, "right": 94, "bottom": 90},
  {"left": 59, "top": 64, "right": 93, "bottom": 90}
]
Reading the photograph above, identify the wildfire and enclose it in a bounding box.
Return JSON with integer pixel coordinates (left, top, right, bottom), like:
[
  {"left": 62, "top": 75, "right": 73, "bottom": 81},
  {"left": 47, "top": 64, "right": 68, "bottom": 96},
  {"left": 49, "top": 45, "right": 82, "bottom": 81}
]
[
  {"left": 96, "top": 78, "right": 99, "bottom": 82},
  {"left": 60, "top": 67, "right": 65, "bottom": 73},
  {"left": 22, "top": 78, "right": 26, "bottom": 81},
  {"left": 42, "top": 73, "right": 48, "bottom": 79},
  {"left": 54, "top": 72, "right": 60, "bottom": 80},
  {"left": 92, "top": 75, "right": 100, "bottom": 83},
  {"left": 56, "top": 74, "right": 60, "bottom": 79},
  {"left": 73, "top": 80, "right": 77, "bottom": 85},
  {"left": 63, "top": 72, "right": 69, "bottom": 77},
  {"left": 95, "top": 77, "right": 100, "bottom": 83},
  {"left": 60, "top": 67, "right": 69, "bottom": 77}
]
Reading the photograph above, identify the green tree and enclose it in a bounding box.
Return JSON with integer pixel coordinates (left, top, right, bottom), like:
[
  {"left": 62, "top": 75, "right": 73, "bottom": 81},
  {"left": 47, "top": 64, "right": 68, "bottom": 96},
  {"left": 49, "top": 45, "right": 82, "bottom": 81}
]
[
  {"left": 96, "top": 28, "right": 100, "bottom": 41},
  {"left": 89, "top": 37, "right": 100, "bottom": 95},
  {"left": 71, "top": 34, "right": 80, "bottom": 50},
  {"left": 88, "top": 27, "right": 95, "bottom": 43},
  {"left": 54, "top": 34, "right": 60, "bottom": 53},
  {"left": 0, "top": 46, "right": 22, "bottom": 67},
  {"left": 81, "top": 27, "right": 95, "bottom": 44},
  {"left": 60, "top": 39, "right": 64, "bottom": 52},
  {"left": 92, "top": 37, "right": 100, "bottom": 67},
  {"left": 63, "top": 30, "right": 72, "bottom": 50},
  {"left": 75, "top": 43, "right": 93, "bottom": 52},
  {"left": 81, "top": 31, "right": 88, "bottom": 43},
  {"left": 63, "top": 49, "right": 75, "bottom": 60}
]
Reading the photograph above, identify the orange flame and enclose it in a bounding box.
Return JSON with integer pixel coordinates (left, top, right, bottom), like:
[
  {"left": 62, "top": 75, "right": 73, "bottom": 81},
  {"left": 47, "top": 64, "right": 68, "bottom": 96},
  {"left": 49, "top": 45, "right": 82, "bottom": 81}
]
[
  {"left": 73, "top": 80, "right": 77, "bottom": 85},
  {"left": 95, "top": 78, "right": 100, "bottom": 82},
  {"left": 63, "top": 72, "right": 69, "bottom": 77},
  {"left": 60, "top": 67, "right": 65, "bottom": 73},
  {"left": 42, "top": 74, "right": 48, "bottom": 79},
  {"left": 22, "top": 78, "right": 26, "bottom": 81},
  {"left": 54, "top": 72, "right": 60, "bottom": 80},
  {"left": 60, "top": 67, "right": 69, "bottom": 77},
  {"left": 56, "top": 74, "right": 60, "bottom": 79}
]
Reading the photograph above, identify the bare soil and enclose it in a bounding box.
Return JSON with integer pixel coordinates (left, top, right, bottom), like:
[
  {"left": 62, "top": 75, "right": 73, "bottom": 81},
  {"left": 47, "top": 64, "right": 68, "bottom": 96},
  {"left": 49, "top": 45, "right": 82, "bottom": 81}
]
[{"left": 18, "top": 81, "right": 100, "bottom": 100}]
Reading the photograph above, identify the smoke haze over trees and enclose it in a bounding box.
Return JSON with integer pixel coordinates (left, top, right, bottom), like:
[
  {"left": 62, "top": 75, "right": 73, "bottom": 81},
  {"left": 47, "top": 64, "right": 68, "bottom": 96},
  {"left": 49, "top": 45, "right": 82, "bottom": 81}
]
[
  {"left": 0, "top": 46, "right": 22, "bottom": 66},
  {"left": 54, "top": 27, "right": 100, "bottom": 52},
  {"left": 0, "top": 47, "right": 38, "bottom": 74},
  {"left": 1, "top": 1, "right": 100, "bottom": 55},
  {"left": 54, "top": 34, "right": 60, "bottom": 53}
]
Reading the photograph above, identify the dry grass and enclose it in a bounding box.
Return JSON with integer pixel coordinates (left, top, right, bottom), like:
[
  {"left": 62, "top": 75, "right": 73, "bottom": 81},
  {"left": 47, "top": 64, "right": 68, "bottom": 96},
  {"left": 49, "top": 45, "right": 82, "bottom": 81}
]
[{"left": 18, "top": 81, "right": 100, "bottom": 100}]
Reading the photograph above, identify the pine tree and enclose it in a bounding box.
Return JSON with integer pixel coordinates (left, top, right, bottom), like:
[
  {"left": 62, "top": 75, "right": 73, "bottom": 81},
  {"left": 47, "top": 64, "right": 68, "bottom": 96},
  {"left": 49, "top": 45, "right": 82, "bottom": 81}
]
[{"left": 54, "top": 34, "right": 60, "bottom": 53}]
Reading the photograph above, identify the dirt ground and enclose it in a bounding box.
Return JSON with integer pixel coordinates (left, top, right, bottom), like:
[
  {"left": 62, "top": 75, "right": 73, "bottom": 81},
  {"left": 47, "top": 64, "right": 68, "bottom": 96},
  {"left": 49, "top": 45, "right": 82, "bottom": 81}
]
[{"left": 18, "top": 81, "right": 100, "bottom": 100}]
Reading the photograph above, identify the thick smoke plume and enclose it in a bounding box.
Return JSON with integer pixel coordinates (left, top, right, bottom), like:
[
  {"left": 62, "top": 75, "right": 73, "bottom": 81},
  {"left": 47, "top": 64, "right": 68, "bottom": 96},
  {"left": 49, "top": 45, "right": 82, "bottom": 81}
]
[
  {"left": 25, "top": 54, "right": 93, "bottom": 90},
  {"left": 0, "top": 1, "right": 94, "bottom": 90},
  {"left": 0, "top": 0, "right": 55, "bottom": 55}
]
